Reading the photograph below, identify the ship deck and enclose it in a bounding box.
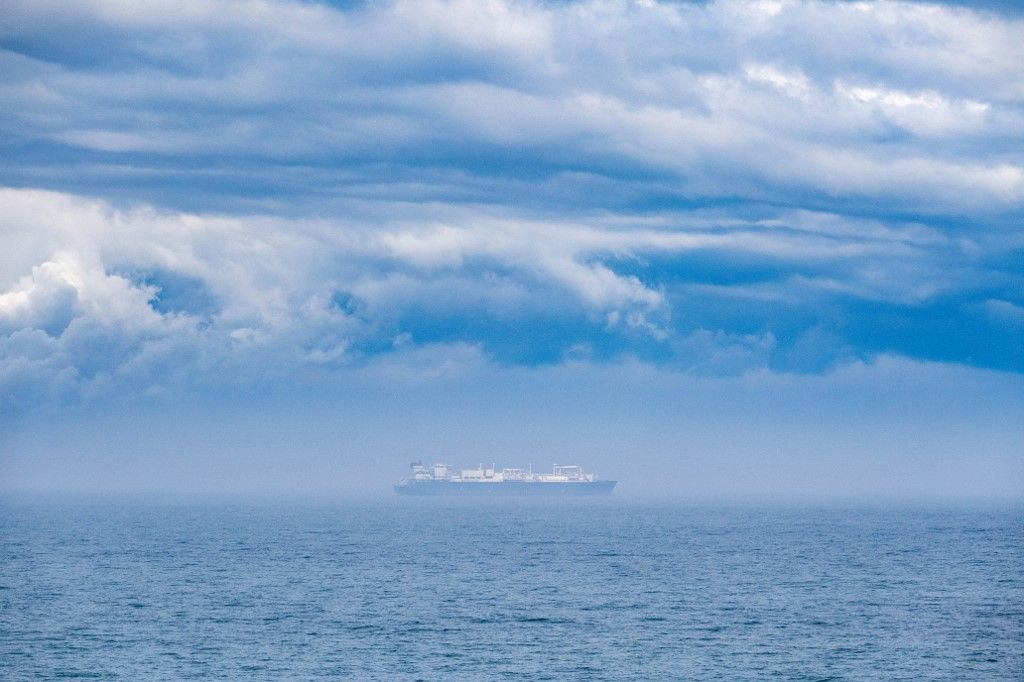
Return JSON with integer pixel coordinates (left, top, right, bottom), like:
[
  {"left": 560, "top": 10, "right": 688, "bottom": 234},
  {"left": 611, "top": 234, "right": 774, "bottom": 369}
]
[{"left": 394, "top": 480, "right": 616, "bottom": 496}]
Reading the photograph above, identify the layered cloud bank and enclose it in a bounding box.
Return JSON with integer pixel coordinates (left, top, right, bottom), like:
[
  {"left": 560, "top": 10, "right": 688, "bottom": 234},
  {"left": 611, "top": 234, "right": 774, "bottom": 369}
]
[{"left": 1, "top": 0, "right": 1022, "bottom": 405}]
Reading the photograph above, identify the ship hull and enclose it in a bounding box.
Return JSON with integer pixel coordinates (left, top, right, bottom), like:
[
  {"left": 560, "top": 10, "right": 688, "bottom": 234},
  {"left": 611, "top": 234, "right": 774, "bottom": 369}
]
[{"left": 394, "top": 480, "right": 616, "bottom": 496}]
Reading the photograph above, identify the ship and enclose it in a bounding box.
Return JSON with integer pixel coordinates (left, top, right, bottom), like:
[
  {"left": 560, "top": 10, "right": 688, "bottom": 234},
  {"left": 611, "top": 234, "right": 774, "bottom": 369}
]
[{"left": 394, "top": 462, "right": 616, "bottom": 496}]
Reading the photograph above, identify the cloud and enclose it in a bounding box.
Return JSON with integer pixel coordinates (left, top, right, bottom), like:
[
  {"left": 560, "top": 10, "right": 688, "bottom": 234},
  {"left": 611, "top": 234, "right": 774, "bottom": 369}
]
[
  {"left": 0, "top": 1, "right": 1022, "bottom": 405},
  {"left": 2, "top": 0, "right": 1023, "bottom": 213},
  {"left": 0, "top": 256, "right": 80, "bottom": 336},
  {"left": 0, "top": 180, "right": 1020, "bottom": 407}
]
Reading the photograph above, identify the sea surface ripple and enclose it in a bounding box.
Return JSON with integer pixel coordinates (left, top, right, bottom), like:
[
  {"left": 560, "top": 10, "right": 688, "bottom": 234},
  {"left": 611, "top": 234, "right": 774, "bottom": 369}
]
[{"left": 1, "top": 501, "right": 1022, "bottom": 680}]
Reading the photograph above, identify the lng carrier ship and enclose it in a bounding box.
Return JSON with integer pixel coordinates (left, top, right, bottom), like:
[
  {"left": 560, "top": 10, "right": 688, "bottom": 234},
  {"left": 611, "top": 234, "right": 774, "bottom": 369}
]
[{"left": 394, "top": 462, "right": 616, "bottom": 496}]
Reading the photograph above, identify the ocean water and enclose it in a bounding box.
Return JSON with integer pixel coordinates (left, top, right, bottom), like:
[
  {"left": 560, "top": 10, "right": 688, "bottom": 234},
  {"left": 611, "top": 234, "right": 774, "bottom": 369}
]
[{"left": 1, "top": 501, "right": 1022, "bottom": 680}]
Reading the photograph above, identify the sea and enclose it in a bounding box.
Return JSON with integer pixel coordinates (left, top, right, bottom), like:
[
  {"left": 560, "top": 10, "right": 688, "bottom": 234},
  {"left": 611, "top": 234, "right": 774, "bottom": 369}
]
[{"left": 1, "top": 500, "right": 1022, "bottom": 680}]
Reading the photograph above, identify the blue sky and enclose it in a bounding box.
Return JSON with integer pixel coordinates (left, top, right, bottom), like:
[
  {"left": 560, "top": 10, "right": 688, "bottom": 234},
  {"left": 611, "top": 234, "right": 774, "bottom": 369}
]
[{"left": 0, "top": 0, "right": 1022, "bottom": 498}]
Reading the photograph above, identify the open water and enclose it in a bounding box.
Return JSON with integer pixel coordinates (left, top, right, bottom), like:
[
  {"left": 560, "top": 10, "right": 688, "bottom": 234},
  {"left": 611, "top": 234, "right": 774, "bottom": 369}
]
[{"left": 1, "top": 501, "right": 1022, "bottom": 680}]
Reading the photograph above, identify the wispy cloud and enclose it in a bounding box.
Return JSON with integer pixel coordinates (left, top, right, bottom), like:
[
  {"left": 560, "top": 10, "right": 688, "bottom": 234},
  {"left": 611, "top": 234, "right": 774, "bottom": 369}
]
[{"left": 3, "top": 0, "right": 1023, "bottom": 206}]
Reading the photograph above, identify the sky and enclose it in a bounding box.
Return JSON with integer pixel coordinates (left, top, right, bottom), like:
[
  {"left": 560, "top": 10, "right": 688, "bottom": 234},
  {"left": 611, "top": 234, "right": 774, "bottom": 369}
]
[{"left": 0, "top": 0, "right": 1022, "bottom": 500}]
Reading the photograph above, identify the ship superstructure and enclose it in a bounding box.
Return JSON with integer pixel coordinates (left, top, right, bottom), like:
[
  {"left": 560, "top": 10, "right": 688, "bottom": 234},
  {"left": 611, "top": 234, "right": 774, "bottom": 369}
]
[{"left": 394, "top": 462, "right": 616, "bottom": 496}]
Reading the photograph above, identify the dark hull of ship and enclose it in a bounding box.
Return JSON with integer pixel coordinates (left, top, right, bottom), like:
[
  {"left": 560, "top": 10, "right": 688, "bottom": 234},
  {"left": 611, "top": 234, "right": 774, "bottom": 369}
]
[{"left": 394, "top": 480, "right": 616, "bottom": 496}]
